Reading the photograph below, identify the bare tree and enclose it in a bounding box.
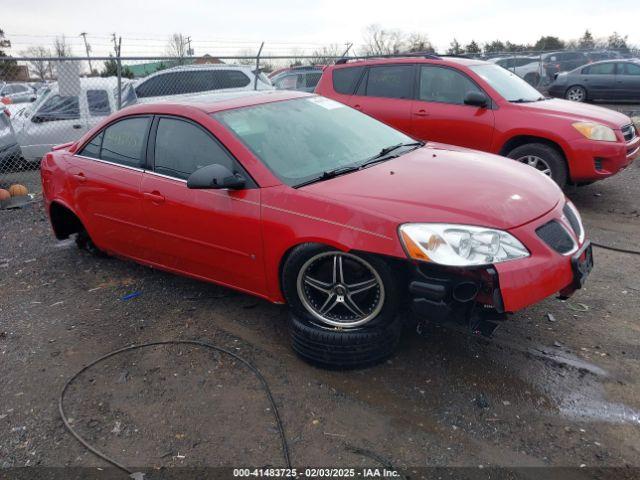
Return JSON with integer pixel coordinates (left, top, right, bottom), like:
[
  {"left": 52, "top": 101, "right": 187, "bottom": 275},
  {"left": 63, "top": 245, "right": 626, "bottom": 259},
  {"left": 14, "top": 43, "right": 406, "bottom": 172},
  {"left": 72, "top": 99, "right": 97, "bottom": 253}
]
[
  {"left": 53, "top": 35, "right": 72, "bottom": 57},
  {"left": 22, "top": 46, "right": 51, "bottom": 80},
  {"left": 309, "top": 44, "right": 342, "bottom": 65},
  {"left": 236, "top": 48, "right": 256, "bottom": 66},
  {"left": 361, "top": 24, "right": 406, "bottom": 56},
  {"left": 405, "top": 33, "right": 434, "bottom": 53},
  {"left": 166, "top": 33, "right": 188, "bottom": 63}
]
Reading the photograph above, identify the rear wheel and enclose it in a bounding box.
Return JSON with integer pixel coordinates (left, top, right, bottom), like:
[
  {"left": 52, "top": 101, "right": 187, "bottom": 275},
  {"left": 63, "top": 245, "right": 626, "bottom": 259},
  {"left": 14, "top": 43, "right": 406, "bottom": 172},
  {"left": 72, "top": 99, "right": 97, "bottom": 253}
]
[
  {"left": 75, "top": 230, "right": 107, "bottom": 257},
  {"left": 507, "top": 143, "right": 568, "bottom": 188},
  {"left": 282, "top": 244, "right": 402, "bottom": 368},
  {"left": 565, "top": 85, "right": 587, "bottom": 102}
]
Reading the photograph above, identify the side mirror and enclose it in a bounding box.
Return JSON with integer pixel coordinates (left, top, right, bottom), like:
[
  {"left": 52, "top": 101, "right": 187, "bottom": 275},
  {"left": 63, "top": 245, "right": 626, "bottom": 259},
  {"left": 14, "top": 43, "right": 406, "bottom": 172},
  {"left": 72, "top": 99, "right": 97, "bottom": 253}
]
[
  {"left": 187, "top": 164, "right": 246, "bottom": 190},
  {"left": 464, "top": 91, "right": 488, "bottom": 108}
]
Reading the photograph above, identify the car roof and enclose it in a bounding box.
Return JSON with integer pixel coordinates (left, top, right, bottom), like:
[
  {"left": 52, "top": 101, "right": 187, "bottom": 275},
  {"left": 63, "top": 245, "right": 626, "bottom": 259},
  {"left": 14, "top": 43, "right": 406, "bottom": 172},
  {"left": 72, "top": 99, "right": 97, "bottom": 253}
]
[
  {"left": 332, "top": 56, "right": 487, "bottom": 68},
  {"left": 119, "top": 90, "right": 311, "bottom": 116}
]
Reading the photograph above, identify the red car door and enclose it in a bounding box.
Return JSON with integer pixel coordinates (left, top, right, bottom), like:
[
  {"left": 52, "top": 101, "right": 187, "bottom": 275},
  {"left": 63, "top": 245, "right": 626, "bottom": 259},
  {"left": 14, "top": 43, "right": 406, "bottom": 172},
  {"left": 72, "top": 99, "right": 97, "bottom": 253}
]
[
  {"left": 67, "top": 116, "right": 151, "bottom": 259},
  {"left": 139, "top": 116, "right": 265, "bottom": 294},
  {"left": 347, "top": 64, "right": 415, "bottom": 135},
  {"left": 410, "top": 65, "right": 495, "bottom": 150}
]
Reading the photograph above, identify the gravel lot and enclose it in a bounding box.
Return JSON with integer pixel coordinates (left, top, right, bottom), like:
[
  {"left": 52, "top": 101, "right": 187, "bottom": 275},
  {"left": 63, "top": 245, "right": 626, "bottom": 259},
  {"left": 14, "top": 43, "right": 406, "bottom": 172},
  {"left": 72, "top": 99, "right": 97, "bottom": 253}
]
[{"left": 1, "top": 109, "right": 639, "bottom": 477}]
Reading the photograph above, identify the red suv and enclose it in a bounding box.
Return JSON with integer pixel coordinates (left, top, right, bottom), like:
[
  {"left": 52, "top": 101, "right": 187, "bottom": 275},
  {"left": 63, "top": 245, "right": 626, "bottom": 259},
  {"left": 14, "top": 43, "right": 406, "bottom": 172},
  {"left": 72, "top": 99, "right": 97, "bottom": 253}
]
[{"left": 316, "top": 55, "right": 639, "bottom": 187}]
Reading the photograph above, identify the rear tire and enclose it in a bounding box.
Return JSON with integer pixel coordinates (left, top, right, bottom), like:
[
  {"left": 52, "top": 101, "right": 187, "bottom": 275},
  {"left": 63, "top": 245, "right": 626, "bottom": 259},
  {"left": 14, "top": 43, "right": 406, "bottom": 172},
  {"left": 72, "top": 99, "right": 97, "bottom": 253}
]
[
  {"left": 282, "top": 243, "right": 403, "bottom": 368},
  {"left": 507, "top": 143, "right": 568, "bottom": 188},
  {"left": 75, "top": 230, "right": 107, "bottom": 257},
  {"left": 565, "top": 85, "right": 587, "bottom": 102}
]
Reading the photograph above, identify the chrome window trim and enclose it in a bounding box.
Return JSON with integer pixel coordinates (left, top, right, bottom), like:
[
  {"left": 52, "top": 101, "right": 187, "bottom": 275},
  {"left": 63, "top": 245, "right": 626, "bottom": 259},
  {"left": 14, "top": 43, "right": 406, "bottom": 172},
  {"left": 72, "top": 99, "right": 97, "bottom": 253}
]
[
  {"left": 73, "top": 154, "right": 145, "bottom": 172},
  {"left": 143, "top": 170, "right": 188, "bottom": 183}
]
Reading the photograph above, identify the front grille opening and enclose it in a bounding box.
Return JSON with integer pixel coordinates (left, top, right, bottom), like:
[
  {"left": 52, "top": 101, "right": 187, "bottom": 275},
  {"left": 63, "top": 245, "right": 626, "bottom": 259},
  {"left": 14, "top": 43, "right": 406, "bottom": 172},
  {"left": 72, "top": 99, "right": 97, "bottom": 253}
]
[
  {"left": 594, "top": 157, "right": 604, "bottom": 171},
  {"left": 536, "top": 220, "right": 575, "bottom": 254},
  {"left": 563, "top": 204, "right": 582, "bottom": 239}
]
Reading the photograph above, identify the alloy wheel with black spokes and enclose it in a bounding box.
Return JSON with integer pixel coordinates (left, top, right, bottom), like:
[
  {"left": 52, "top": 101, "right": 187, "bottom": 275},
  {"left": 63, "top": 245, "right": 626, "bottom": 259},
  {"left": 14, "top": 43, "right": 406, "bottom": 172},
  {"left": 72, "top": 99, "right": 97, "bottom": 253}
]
[
  {"left": 282, "top": 244, "right": 403, "bottom": 368},
  {"left": 296, "top": 251, "right": 385, "bottom": 328}
]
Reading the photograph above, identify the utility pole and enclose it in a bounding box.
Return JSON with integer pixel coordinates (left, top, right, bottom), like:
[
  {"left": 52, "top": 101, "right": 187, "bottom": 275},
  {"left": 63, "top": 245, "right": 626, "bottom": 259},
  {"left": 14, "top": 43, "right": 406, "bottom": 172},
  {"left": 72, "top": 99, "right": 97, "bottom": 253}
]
[
  {"left": 79, "top": 32, "right": 93, "bottom": 73},
  {"left": 185, "top": 36, "right": 194, "bottom": 56},
  {"left": 112, "top": 33, "right": 122, "bottom": 109}
]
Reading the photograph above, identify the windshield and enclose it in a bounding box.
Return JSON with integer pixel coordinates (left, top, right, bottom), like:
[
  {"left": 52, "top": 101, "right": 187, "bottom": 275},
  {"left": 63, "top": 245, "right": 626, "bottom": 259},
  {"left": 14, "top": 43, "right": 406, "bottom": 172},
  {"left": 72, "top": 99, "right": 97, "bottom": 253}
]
[
  {"left": 214, "top": 97, "right": 414, "bottom": 186},
  {"left": 470, "top": 64, "right": 543, "bottom": 102}
]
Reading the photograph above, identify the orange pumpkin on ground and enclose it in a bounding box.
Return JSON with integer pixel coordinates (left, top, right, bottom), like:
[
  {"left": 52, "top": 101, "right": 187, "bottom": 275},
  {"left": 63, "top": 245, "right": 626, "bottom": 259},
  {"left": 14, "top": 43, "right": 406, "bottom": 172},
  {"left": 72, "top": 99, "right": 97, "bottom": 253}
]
[
  {"left": 0, "top": 189, "right": 10, "bottom": 201},
  {"left": 8, "top": 184, "right": 28, "bottom": 197}
]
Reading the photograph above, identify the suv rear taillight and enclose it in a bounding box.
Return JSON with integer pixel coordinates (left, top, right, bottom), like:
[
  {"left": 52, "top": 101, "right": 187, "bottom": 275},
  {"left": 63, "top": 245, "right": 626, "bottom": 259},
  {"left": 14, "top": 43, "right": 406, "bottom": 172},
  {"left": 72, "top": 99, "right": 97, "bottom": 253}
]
[{"left": 3, "top": 108, "right": 9, "bottom": 117}]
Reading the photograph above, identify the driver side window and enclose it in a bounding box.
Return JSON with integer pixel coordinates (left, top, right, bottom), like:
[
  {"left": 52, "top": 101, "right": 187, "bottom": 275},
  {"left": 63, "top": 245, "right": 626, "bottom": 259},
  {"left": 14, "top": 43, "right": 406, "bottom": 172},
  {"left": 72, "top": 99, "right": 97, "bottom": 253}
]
[
  {"left": 419, "top": 66, "right": 481, "bottom": 105},
  {"left": 153, "top": 117, "right": 236, "bottom": 180}
]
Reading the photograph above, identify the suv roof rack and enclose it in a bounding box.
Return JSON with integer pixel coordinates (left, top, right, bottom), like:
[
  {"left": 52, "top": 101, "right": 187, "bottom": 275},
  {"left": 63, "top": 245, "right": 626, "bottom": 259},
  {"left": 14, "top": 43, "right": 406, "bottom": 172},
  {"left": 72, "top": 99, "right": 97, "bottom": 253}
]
[{"left": 335, "top": 53, "right": 441, "bottom": 65}]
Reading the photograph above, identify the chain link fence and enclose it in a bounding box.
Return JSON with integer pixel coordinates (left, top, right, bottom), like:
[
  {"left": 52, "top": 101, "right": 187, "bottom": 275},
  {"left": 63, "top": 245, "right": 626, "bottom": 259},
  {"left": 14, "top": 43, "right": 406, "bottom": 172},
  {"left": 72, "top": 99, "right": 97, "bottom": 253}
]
[{"left": 1, "top": 48, "right": 640, "bottom": 197}]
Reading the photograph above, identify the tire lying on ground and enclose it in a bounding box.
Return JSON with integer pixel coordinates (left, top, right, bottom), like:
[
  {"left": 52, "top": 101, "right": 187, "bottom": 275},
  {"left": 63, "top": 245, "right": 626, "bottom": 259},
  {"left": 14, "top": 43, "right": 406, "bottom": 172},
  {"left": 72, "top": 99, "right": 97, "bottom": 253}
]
[{"left": 282, "top": 243, "right": 403, "bottom": 369}]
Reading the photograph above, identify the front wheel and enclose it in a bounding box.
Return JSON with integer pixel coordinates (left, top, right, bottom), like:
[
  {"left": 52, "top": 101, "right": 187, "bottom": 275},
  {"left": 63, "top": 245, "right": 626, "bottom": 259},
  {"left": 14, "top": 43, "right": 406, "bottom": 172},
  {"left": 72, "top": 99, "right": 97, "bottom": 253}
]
[
  {"left": 565, "top": 85, "right": 587, "bottom": 102},
  {"left": 282, "top": 244, "right": 403, "bottom": 368},
  {"left": 506, "top": 143, "right": 568, "bottom": 188}
]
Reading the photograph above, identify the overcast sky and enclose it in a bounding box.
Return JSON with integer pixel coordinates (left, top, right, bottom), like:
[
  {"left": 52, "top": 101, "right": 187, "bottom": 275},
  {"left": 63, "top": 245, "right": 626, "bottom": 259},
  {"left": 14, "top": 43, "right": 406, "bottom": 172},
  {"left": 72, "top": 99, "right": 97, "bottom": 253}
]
[{"left": 5, "top": 0, "right": 639, "bottom": 57}]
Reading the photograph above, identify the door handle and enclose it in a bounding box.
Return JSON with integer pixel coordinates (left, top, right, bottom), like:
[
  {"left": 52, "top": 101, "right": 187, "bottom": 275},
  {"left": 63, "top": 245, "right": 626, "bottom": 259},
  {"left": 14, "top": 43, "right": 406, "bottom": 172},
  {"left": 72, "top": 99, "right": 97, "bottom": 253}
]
[
  {"left": 414, "top": 109, "right": 429, "bottom": 117},
  {"left": 353, "top": 104, "right": 362, "bottom": 110},
  {"left": 72, "top": 124, "right": 82, "bottom": 129},
  {"left": 72, "top": 172, "right": 87, "bottom": 183},
  {"left": 143, "top": 191, "right": 165, "bottom": 204}
]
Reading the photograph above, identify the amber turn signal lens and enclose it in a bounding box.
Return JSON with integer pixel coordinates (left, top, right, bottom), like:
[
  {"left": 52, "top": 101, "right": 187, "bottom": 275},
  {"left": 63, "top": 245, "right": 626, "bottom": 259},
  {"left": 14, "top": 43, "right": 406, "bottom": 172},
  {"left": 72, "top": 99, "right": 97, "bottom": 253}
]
[{"left": 400, "top": 230, "right": 430, "bottom": 261}]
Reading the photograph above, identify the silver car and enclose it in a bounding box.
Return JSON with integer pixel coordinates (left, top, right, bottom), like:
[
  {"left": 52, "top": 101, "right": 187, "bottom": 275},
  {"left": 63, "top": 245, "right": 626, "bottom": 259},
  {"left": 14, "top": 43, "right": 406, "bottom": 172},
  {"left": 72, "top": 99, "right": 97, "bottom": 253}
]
[
  {"left": 0, "top": 83, "right": 36, "bottom": 104},
  {"left": 10, "top": 77, "right": 128, "bottom": 161}
]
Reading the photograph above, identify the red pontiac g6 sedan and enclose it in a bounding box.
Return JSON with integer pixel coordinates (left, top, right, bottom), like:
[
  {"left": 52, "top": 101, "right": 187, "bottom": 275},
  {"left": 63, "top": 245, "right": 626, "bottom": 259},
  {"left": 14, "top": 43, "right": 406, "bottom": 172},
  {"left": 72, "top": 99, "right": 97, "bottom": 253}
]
[
  {"left": 316, "top": 56, "right": 639, "bottom": 188},
  {"left": 41, "top": 91, "right": 593, "bottom": 368}
]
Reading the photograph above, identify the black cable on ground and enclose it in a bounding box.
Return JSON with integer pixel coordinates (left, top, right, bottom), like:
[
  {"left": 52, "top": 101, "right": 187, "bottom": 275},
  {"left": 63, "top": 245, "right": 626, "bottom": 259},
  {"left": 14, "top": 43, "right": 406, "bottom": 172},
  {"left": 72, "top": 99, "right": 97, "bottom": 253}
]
[
  {"left": 592, "top": 242, "right": 640, "bottom": 256},
  {"left": 59, "top": 340, "right": 291, "bottom": 477}
]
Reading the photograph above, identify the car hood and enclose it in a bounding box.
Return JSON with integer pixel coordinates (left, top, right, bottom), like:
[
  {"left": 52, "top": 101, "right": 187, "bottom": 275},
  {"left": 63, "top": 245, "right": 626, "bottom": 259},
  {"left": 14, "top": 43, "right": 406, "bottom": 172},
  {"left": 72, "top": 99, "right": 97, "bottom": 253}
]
[
  {"left": 517, "top": 98, "right": 630, "bottom": 128},
  {"left": 300, "top": 146, "right": 562, "bottom": 231}
]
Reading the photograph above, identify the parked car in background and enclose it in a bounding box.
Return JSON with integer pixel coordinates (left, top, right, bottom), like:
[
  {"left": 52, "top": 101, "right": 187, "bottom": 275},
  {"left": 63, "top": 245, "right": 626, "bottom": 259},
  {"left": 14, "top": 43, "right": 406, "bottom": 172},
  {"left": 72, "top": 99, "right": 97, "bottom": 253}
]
[
  {"left": 548, "top": 59, "right": 640, "bottom": 102},
  {"left": 316, "top": 55, "right": 639, "bottom": 187},
  {"left": 0, "top": 82, "right": 36, "bottom": 104},
  {"left": 269, "top": 65, "right": 324, "bottom": 92},
  {"left": 586, "top": 50, "right": 622, "bottom": 63},
  {"left": 490, "top": 56, "right": 542, "bottom": 86},
  {"left": 10, "top": 77, "right": 130, "bottom": 162},
  {"left": 0, "top": 107, "right": 22, "bottom": 169},
  {"left": 541, "top": 51, "right": 588, "bottom": 80},
  {"left": 41, "top": 91, "right": 592, "bottom": 367},
  {"left": 133, "top": 64, "right": 272, "bottom": 101}
]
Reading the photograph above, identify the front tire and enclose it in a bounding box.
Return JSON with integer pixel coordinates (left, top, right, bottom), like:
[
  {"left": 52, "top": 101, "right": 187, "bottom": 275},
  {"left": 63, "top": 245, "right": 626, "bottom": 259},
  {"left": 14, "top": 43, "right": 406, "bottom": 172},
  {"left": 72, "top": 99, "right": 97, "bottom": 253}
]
[
  {"left": 565, "top": 85, "right": 587, "bottom": 102},
  {"left": 282, "top": 244, "right": 403, "bottom": 368},
  {"left": 507, "top": 143, "right": 568, "bottom": 188}
]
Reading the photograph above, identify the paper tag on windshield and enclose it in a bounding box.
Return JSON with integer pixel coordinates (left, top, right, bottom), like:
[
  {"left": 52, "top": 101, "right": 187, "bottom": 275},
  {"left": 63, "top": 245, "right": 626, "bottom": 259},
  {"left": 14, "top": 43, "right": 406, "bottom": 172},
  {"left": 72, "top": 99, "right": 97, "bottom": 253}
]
[{"left": 308, "top": 97, "right": 344, "bottom": 110}]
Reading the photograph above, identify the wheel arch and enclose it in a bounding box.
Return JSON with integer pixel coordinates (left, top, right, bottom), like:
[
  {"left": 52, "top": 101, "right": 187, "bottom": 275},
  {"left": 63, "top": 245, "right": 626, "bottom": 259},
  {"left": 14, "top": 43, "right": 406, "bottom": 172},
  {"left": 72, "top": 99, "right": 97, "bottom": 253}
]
[{"left": 48, "top": 200, "right": 85, "bottom": 240}]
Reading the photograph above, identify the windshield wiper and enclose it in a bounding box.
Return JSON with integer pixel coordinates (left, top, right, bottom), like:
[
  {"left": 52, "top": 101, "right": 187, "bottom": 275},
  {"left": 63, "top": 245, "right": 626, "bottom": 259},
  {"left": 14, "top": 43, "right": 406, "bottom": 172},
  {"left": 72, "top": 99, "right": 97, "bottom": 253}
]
[
  {"left": 294, "top": 141, "right": 424, "bottom": 188},
  {"left": 294, "top": 164, "right": 362, "bottom": 188},
  {"left": 511, "top": 96, "right": 545, "bottom": 103},
  {"left": 360, "top": 141, "right": 424, "bottom": 168}
]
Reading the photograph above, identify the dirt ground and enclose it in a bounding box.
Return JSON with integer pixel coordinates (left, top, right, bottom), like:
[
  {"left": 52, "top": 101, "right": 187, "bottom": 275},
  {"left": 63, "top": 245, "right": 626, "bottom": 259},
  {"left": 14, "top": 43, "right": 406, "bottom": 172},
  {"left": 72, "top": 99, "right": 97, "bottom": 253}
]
[{"left": 1, "top": 112, "right": 639, "bottom": 478}]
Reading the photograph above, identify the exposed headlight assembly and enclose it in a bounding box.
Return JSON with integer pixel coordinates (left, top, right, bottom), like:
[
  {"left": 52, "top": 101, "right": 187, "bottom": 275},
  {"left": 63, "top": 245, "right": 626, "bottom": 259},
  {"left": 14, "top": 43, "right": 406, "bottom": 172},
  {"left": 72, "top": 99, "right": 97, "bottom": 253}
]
[
  {"left": 399, "top": 223, "right": 530, "bottom": 266},
  {"left": 572, "top": 122, "right": 617, "bottom": 142}
]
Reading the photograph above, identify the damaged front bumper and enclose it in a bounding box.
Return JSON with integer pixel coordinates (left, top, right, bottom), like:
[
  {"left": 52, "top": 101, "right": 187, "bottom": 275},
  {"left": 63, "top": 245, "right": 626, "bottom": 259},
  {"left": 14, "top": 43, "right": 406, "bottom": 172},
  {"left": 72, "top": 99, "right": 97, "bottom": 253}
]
[{"left": 407, "top": 202, "right": 593, "bottom": 336}]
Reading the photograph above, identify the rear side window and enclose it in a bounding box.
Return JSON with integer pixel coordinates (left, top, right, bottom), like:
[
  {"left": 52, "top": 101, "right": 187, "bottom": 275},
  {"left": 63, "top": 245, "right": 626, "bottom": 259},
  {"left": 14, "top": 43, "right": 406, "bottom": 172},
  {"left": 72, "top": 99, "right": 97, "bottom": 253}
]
[
  {"left": 586, "top": 63, "right": 615, "bottom": 75},
  {"left": 419, "top": 66, "right": 481, "bottom": 105},
  {"left": 153, "top": 118, "right": 235, "bottom": 180},
  {"left": 366, "top": 65, "right": 414, "bottom": 99},
  {"left": 332, "top": 66, "right": 364, "bottom": 94},
  {"left": 100, "top": 117, "right": 150, "bottom": 167},
  {"left": 623, "top": 63, "right": 640, "bottom": 75},
  {"left": 87, "top": 90, "right": 111, "bottom": 116},
  {"left": 79, "top": 131, "right": 103, "bottom": 159},
  {"left": 136, "top": 70, "right": 251, "bottom": 98}
]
